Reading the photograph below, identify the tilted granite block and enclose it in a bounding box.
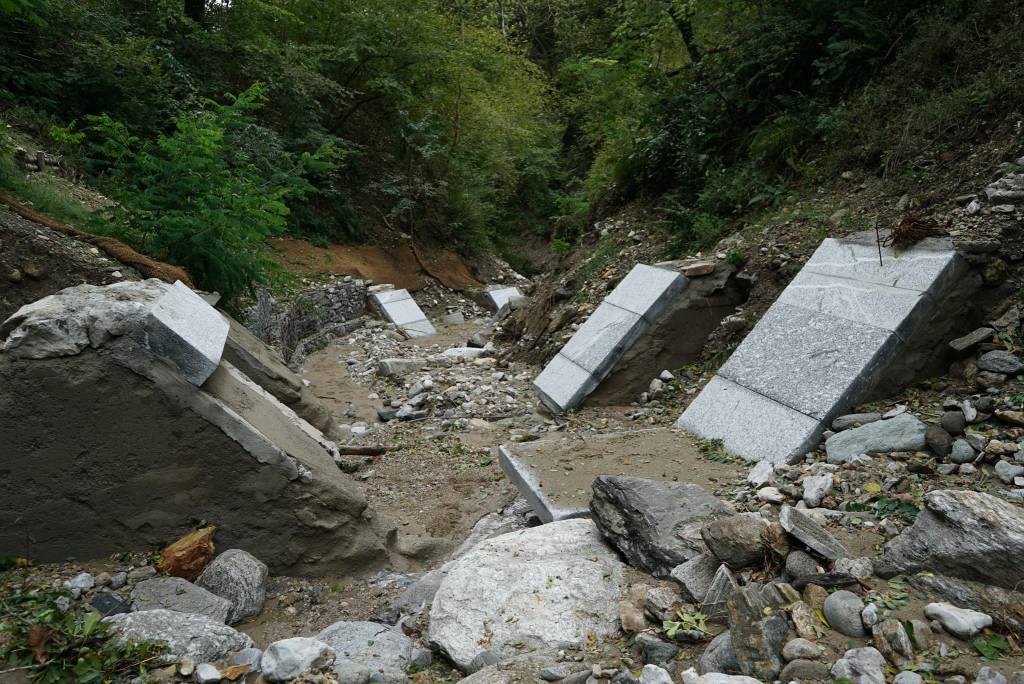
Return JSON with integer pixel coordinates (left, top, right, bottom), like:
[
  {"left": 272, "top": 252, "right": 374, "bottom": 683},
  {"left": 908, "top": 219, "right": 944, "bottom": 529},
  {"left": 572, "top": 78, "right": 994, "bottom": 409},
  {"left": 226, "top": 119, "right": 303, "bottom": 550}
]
[
  {"left": 560, "top": 302, "right": 645, "bottom": 377},
  {"left": 718, "top": 302, "right": 896, "bottom": 421},
  {"left": 369, "top": 288, "right": 436, "bottom": 338},
  {"left": 604, "top": 264, "right": 689, "bottom": 322},
  {"left": 676, "top": 376, "right": 822, "bottom": 464},
  {"left": 676, "top": 232, "right": 963, "bottom": 463},
  {"left": 485, "top": 286, "right": 523, "bottom": 312},
  {"left": 533, "top": 264, "right": 687, "bottom": 412}
]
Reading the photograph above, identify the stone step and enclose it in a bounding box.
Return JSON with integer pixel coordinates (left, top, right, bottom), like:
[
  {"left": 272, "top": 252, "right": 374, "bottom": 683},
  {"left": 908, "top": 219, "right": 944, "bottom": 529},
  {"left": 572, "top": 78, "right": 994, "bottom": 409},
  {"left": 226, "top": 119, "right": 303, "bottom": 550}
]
[{"left": 676, "top": 232, "right": 966, "bottom": 463}]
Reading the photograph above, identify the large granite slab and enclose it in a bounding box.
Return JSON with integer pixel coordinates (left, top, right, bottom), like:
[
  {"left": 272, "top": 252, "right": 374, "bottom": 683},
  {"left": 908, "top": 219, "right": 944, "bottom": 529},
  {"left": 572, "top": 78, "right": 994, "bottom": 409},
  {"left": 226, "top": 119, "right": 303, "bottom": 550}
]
[
  {"left": 717, "top": 302, "right": 895, "bottom": 421},
  {"left": 676, "top": 233, "right": 962, "bottom": 463},
  {"left": 369, "top": 288, "right": 436, "bottom": 338},
  {"left": 533, "top": 264, "right": 687, "bottom": 412}
]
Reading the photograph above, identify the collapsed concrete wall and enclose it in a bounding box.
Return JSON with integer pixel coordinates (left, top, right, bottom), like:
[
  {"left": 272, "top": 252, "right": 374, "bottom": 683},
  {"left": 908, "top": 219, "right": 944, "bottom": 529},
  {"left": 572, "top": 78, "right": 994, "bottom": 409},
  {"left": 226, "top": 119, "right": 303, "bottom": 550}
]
[
  {"left": 0, "top": 280, "right": 384, "bottom": 573},
  {"left": 676, "top": 231, "right": 980, "bottom": 464},
  {"left": 369, "top": 287, "right": 436, "bottom": 338}
]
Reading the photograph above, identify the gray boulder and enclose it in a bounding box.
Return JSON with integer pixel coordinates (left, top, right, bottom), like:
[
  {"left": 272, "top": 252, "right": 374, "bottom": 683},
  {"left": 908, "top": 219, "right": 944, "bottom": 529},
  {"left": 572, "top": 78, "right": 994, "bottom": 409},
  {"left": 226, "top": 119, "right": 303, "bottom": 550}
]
[
  {"left": 105, "top": 609, "right": 253, "bottom": 663},
  {"left": 261, "top": 637, "right": 335, "bottom": 682},
  {"left": 825, "top": 414, "right": 927, "bottom": 464},
  {"left": 726, "top": 584, "right": 791, "bottom": 680},
  {"left": 317, "top": 621, "right": 429, "bottom": 683},
  {"left": 428, "top": 519, "right": 624, "bottom": 670},
  {"left": 877, "top": 490, "right": 1024, "bottom": 590},
  {"left": 129, "top": 577, "right": 233, "bottom": 623},
  {"left": 590, "top": 476, "right": 733, "bottom": 576},
  {"left": 924, "top": 602, "right": 993, "bottom": 639},
  {"left": 698, "top": 632, "right": 740, "bottom": 675},
  {"left": 196, "top": 549, "right": 268, "bottom": 624},
  {"left": 670, "top": 553, "right": 720, "bottom": 602}
]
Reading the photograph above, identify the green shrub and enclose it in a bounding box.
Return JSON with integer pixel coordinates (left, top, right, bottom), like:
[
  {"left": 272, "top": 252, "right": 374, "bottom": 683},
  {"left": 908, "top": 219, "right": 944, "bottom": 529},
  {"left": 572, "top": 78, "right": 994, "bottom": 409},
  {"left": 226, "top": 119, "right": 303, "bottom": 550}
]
[{"left": 87, "top": 84, "right": 328, "bottom": 303}]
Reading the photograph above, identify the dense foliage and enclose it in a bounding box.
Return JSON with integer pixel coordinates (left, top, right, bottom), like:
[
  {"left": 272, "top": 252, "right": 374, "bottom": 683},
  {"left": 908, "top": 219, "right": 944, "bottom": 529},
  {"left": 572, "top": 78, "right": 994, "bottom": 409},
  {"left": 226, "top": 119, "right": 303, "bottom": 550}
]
[{"left": 1, "top": 0, "right": 1022, "bottom": 297}]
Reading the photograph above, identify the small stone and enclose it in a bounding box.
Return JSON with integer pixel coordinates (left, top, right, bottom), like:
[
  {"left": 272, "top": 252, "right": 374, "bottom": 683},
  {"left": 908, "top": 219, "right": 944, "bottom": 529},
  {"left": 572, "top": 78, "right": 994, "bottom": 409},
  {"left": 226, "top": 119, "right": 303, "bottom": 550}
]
[
  {"left": 637, "top": 634, "right": 680, "bottom": 665},
  {"left": 823, "top": 590, "right": 866, "bottom": 637},
  {"left": 802, "top": 473, "right": 833, "bottom": 508},
  {"left": 670, "top": 554, "right": 720, "bottom": 603},
  {"left": 996, "top": 410, "right": 1024, "bottom": 427},
  {"left": 194, "top": 663, "right": 221, "bottom": 684},
  {"left": 995, "top": 460, "right": 1024, "bottom": 484},
  {"left": 873, "top": 618, "right": 914, "bottom": 667},
  {"left": 65, "top": 572, "right": 95, "bottom": 592},
  {"left": 861, "top": 602, "right": 881, "bottom": 628},
  {"left": 978, "top": 350, "right": 1024, "bottom": 374},
  {"left": 834, "top": 557, "right": 873, "bottom": 579},
  {"left": 975, "top": 666, "right": 1008, "bottom": 684},
  {"left": 90, "top": 592, "right": 130, "bottom": 616},
  {"left": 949, "top": 328, "right": 994, "bottom": 353},
  {"left": 780, "top": 659, "right": 830, "bottom": 682},
  {"left": 950, "top": 439, "right": 976, "bottom": 464},
  {"left": 831, "top": 647, "right": 886, "bottom": 684},
  {"left": 927, "top": 425, "right": 953, "bottom": 459},
  {"left": 924, "top": 603, "right": 993, "bottom": 639},
  {"left": 789, "top": 600, "right": 820, "bottom": 640},
  {"left": 959, "top": 463, "right": 977, "bottom": 475},
  {"left": 195, "top": 549, "right": 268, "bottom": 624},
  {"left": 785, "top": 550, "right": 820, "bottom": 579},
  {"left": 110, "top": 572, "right": 128, "bottom": 589},
  {"left": 832, "top": 413, "right": 882, "bottom": 431},
  {"left": 976, "top": 370, "right": 1007, "bottom": 390},
  {"left": 701, "top": 515, "right": 768, "bottom": 569},
  {"left": 941, "top": 411, "right": 967, "bottom": 435},
  {"left": 261, "top": 637, "right": 335, "bottom": 682},
  {"left": 702, "top": 565, "right": 739, "bottom": 618},
  {"left": 782, "top": 638, "right": 823, "bottom": 661},
  {"left": 619, "top": 600, "right": 647, "bottom": 633},
  {"left": 895, "top": 672, "right": 924, "bottom": 684},
  {"left": 747, "top": 461, "right": 775, "bottom": 488},
  {"left": 639, "top": 664, "right": 674, "bottom": 684},
  {"left": 756, "top": 487, "right": 785, "bottom": 503}
]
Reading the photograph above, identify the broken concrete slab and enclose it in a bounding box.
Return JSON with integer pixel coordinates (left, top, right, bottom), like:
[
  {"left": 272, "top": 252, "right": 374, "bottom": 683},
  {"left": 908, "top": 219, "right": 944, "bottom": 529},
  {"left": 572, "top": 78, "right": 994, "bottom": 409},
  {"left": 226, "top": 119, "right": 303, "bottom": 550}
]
[
  {"left": 369, "top": 288, "right": 436, "bottom": 338},
  {"left": 676, "top": 232, "right": 967, "bottom": 463},
  {"left": 0, "top": 281, "right": 383, "bottom": 573},
  {"left": 2, "top": 279, "right": 228, "bottom": 386},
  {"left": 779, "top": 506, "right": 848, "bottom": 560},
  {"left": 534, "top": 264, "right": 686, "bottom": 412},
  {"left": 484, "top": 286, "right": 524, "bottom": 312},
  {"left": 496, "top": 430, "right": 743, "bottom": 524}
]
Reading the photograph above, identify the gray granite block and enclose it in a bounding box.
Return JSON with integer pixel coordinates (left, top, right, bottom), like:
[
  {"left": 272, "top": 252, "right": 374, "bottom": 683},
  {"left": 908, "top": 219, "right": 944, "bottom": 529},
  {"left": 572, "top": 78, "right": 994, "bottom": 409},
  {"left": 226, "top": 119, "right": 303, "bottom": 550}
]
[
  {"left": 559, "top": 301, "right": 645, "bottom": 376},
  {"left": 149, "top": 282, "right": 230, "bottom": 386},
  {"left": 718, "top": 302, "right": 895, "bottom": 420},
  {"left": 370, "top": 288, "right": 436, "bottom": 337},
  {"left": 496, "top": 445, "right": 588, "bottom": 523},
  {"left": 372, "top": 288, "right": 413, "bottom": 305},
  {"left": 604, "top": 264, "right": 688, "bottom": 322},
  {"left": 675, "top": 375, "right": 822, "bottom": 464},
  {"left": 801, "top": 235, "right": 958, "bottom": 292},
  {"left": 777, "top": 270, "right": 926, "bottom": 332},
  {"left": 485, "top": 287, "right": 523, "bottom": 311},
  {"left": 533, "top": 353, "right": 599, "bottom": 413}
]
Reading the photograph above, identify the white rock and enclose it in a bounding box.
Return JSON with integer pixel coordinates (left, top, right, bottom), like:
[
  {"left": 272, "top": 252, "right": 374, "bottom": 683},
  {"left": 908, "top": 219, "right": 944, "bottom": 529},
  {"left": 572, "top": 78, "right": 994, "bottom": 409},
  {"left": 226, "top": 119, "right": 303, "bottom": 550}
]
[
  {"left": 642, "top": 665, "right": 675, "bottom": 684},
  {"left": 428, "top": 519, "right": 624, "bottom": 670},
  {"left": 756, "top": 486, "right": 785, "bottom": 503},
  {"left": 104, "top": 610, "right": 254, "bottom": 664},
  {"left": 679, "top": 667, "right": 762, "bottom": 684},
  {"left": 194, "top": 663, "right": 221, "bottom": 684},
  {"left": 924, "top": 602, "right": 993, "bottom": 639},
  {"left": 831, "top": 647, "right": 886, "bottom": 684},
  {"left": 748, "top": 461, "right": 775, "bottom": 488},
  {"left": 894, "top": 672, "right": 923, "bottom": 684},
  {"left": 65, "top": 572, "right": 95, "bottom": 592},
  {"left": 802, "top": 473, "right": 833, "bottom": 507},
  {"left": 195, "top": 549, "right": 268, "bottom": 624},
  {"left": 261, "top": 637, "right": 335, "bottom": 682}
]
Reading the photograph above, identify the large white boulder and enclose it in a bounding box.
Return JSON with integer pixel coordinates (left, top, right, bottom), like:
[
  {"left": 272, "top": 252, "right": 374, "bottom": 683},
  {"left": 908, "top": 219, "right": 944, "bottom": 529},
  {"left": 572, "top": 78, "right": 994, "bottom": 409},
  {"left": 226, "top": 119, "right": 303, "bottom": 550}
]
[{"left": 428, "top": 518, "right": 625, "bottom": 670}]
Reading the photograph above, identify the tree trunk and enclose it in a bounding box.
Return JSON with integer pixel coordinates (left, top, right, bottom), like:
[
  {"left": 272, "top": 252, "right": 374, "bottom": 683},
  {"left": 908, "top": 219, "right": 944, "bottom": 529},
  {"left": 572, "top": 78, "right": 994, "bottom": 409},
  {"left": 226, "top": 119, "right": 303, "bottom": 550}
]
[{"left": 668, "top": 5, "right": 701, "bottom": 64}]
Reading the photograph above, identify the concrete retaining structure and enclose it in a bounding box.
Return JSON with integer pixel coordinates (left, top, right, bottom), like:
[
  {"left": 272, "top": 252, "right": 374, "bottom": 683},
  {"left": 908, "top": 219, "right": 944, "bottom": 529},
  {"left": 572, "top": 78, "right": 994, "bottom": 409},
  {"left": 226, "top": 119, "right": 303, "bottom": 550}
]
[{"left": 370, "top": 288, "right": 436, "bottom": 338}]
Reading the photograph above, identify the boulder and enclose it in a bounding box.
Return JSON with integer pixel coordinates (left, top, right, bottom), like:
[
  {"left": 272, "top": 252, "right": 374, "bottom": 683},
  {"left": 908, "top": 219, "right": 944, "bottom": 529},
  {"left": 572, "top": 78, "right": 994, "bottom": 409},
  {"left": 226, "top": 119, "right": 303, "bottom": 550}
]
[
  {"left": 698, "top": 632, "right": 739, "bottom": 675},
  {"left": 130, "top": 577, "right": 233, "bottom": 623},
  {"left": 670, "top": 553, "right": 720, "bottom": 602},
  {"left": 261, "top": 637, "right": 335, "bottom": 682},
  {"left": 105, "top": 609, "right": 254, "bottom": 664},
  {"left": 873, "top": 618, "right": 914, "bottom": 667},
  {"left": 977, "top": 350, "right": 1023, "bottom": 374},
  {"left": 876, "top": 490, "right": 1024, "bottom": 590},
  {"left": 824, "top": 590, "right": 866, "bottom": 637},
  {"left": 701, "top": 515, "right": 769, "bottom": 569},
  {"left": 590, "top": 476, "right": 733, "bottom": 576},
  {"left": 196, "top": 549, "right": 268, "bottom": 624},
  {"left": 428, "top": 519, "right": 624, "bottom": 670},
  {"left": 317, "top": 621, "right": 429, "bottom": 683},
  {"left": 825, "top": 414, "right": 928, "bottom": 464},
  {"left": 0, "top": 282, "right": 383, "bottom": 573},
  {"left": 726, "top": 584, "right": 792, "bottom": 680},
  {"left": 924, "top": 602, "right": 993, "bottom": 639}
]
